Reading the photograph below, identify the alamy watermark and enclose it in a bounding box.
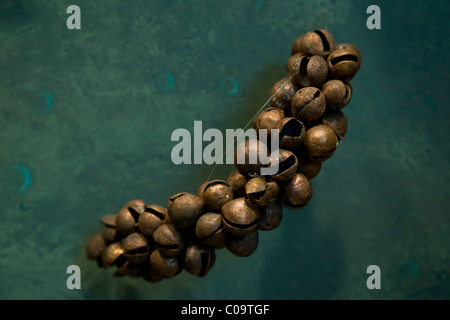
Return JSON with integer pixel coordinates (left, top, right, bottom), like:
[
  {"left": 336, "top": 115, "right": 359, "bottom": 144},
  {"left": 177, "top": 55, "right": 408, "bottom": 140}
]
[{"left": 170, "top": 121, "right": 280, "bottom": 176}]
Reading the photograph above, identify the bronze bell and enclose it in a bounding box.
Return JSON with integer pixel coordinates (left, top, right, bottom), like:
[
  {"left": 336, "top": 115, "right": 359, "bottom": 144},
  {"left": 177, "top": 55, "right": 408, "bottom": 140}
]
[
  {"left": 153, "top": 223, "right": 185, "bottom": 257},
  {"left": 197, "top": 180, "right": 234, "bottom": 212},
  {"left": 221, "top": 198, "right": 259, "bottom": 237},
  {"left": 227, "top": 171, "right": 248, "bottom": 198},
  {"left": 280, "top": 173, "right": 313, "bottom": 209},
  {"left": 320, "top": 110, "right": 348, "bottom": 140},
  {"left": 100, "top": 213, "right": 118, "bottom": 243},
  {"left": 86, "top": 233, "right": 106, "bottom": 261},
  {"left": 291, "top": 87, "right": 326, "bottom": 123},
  {"left": 304, "top": 124, "right": 338, "bottom": 161},
  {"left": 183, "top": 243, "right": 216, "bottom": 277},
  {"left": 291, "top": 35, "right": 304, "bottom": 55},
  {"left": 276, "top": 117, "right": 305, "bottom": 151},
  {"left": 285, "top": 53, "right": 302, "bottom": 74},
  {"left": 268, "top": 77, "right": 298, "bottom": 114},
  {"left": 122, "top": 232, "right": 151, "bottom": 264},
  {"left": 167, "top": 192, "right": 204, "bottom": 230},
  {"left": 258, "top": 202, "right": 283, "bottom": 231},
  {"left": 101, "top": 242, "right": 127, "bottom": 270},
  {"left": 327, "top": 43, "right": 362, "bottom": 81},
  {"left": 245, "top": 177, "right": 279, "bottom": 207},
  {"left": 116, "top": 202, "right": 145, "bottom": 237},
  {"left": 270, "top": 149, "right": 299, "bottom": 182},
  {"left": 321, "top": 79, "right": 352, "bottom": 111},
  {"left": 195, "top": 212, "right": 227, "bottom": 248},
  {"left": 138, "top": 204, "right": 168, "bottom": 238},
  {"left": 226, "top": 230, "right": 259, "bottom": 257},
  {"left": 140, "top": 263, "right": 164, "bottom": 283},
  {"left": 299, "top": 29, "right": 335, "bottom": 58},
  {"left": 296, "top": 149, "right": 323, "bottom": 180},
  {"left": 253, "top": 107, "right": 285, "bottom": 136},
  {"left": 291, "top": 55, "right": 328, "bottom": 88},
  {"left": 149, "top": 249, "right": 181, "bottom": 278},
  {"left": 234, "top": 139, "right": 270, "bottom": 178}
]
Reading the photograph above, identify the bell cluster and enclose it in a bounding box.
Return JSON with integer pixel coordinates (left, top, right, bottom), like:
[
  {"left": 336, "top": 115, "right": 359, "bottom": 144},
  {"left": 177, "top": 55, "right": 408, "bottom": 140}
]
[{"left": 85, "top": 29, "right": 362, "bottom": 283}]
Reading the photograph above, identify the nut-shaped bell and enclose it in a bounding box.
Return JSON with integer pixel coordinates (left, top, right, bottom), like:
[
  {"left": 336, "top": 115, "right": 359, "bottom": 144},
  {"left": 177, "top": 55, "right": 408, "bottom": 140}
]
[
  {"left": 245, "top": 177, "right": 279, "bottom": 207},
  {"left": 183, "top": 243, "right": 216, "bottom": 277},
  {"left": 304, "top": 124, "right": 338, "bottom": 161},
  {"left": 122, "top": 232, "right": 151, "bottom": 264},
  {"left": 327, "top": 43, "right": 362, "bottom": 81},
  {"left": 153, "top": 223, "right": 185, "bottom": 257},
  {"left": 221, "top": 198, "right": 259, "bottom": 237},
  {"left": 280, "top": 173, "right": 313, "bottom": 209},
  {"left": 226, "top": 230, "right": 259, "bottom": 257},
  {"left": 197, "top": 180, "right": 234, "bottom": 212},
  {"left": 291, "top": 55, "right": 328, "bottom": 88},
  {"left": 167, "top": 192, "right": 204, "bottom": 230},
  {"left": 195, "top": 212, "right": 227, "bottom": 248},
  {"left": 138, "top": 204, "right": 168, "bottom": 238}
]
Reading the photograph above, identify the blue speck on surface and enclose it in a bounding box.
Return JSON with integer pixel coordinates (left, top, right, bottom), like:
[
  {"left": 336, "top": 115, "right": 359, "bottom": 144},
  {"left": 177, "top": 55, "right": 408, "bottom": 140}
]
[
  {"left": 29, "top": 89, "right": 53, "bottom": 114},
  {"left": 255, "top": 0, "right": 264, "bottom": 10},
  {"left": 154, "top": 72, "right": 175, "bottom": 93},
  {"left": 2, "top": 164, "right": 32, "bottom": 193},
  {"left": 218, "top": 77, "right": 239, "bottom": 97}
]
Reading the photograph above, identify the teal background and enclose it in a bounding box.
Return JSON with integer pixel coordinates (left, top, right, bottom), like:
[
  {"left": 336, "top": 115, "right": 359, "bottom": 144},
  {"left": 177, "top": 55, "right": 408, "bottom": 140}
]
[{"left": 0, "top": 0, "right": 449, "bottom": 299}]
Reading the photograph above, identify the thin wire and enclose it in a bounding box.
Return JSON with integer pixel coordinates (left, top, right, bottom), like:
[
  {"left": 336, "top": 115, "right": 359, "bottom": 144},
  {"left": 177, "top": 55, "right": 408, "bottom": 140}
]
[{"left": 204, "top": 78, "right": 290, "bottom": 182}]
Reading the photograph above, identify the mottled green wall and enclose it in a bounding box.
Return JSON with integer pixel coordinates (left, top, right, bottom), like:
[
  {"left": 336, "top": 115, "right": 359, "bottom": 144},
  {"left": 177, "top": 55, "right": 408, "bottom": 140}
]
[{"left": 0, "top": 0, "right": 448, "bottom": 299}]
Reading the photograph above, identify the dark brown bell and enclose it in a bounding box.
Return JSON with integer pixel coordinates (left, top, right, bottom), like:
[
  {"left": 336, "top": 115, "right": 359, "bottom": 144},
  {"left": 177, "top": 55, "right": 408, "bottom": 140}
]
[
  {"left": 253, "top": 107, "right": 285, "bottom": 136},
  {"left": 113, "top": 260, "right": 137, "bottom": 278},
  {"left": 195, "top": 212, "right": 227, "bottom": 248},
  {"left": 122, "top": 232, "right": 151, "bottom": 264},
  {"left": 100, "top": 214, "right": 116, "bottom": 228},
  {"left": 258, "top": 202, "right": 283, "bottom": 231},
  {"left": 167, "top": 192, "right": 204, "bottom": 230},
  {"left": 268, "top": 77, "right": 298, "bottom": 114},
  {"left": 227, "top": 171, "right": 248, "bottom": 198},
  {"left": 149, "top": 249, "right": 181, "bottom": 278},
  {"left": 276, "top": 117, "right": 305, "bottom": 151},
  {"left": 291, "top": 35, "right": 304, "bottom": 55},
  {"left": 280, "top": 173, "right": 313, "bottom": 209},
  {"left": 285, "top": 53, "right": 302, "bottom": 73},
  {"left": 101, "top": 242, "right": 127, "bottom": 270},
  {"left": 245, "top": 177, "right": 279, "bottom": 207},
  {"left": 226, "top": 230, "right": 259, "bottom": 257},
  {"left": 234, "top": 139, "right": 270, "bottom": 178},
  {"left": 296, "top": 150, "right": 322, "bottom": 180},
  {"left": 140, "top": 263, "right": 164, "bottom": 283},
  {"left": 183, "top": 243, "right": 216, "bottom": 277},
  {"left": 221, "top": 198, "right": 259, "bottom": 237},
  {"left": 304, "top": 124, "right": 338, "bottom": 161},
  {"left": 86, "top": 233, "right": 106, "bottom": 260},
  {"left": 102, "top": 226, "right": 117, "bottom": 243},
  {"left": 197, "top": 180, "right": 234, "bottom": 212},
  {"left": 327, "top": 43, "right": 362, "bottom": 81},
  {"left": 270, "top": 149, "right": 299, "bottom": 182},
  {"left": 299, "top": 29, "right": 335, "bottom": 58},
  {"left": 291, "top": 55, "right": 328, "bottom": 88},
  {"left": 321, "top": 80, "right": 352, "bottom": 111},
  {"left": 138, "top": 204, "right": 168, "bottom": 238},
  {"left": 153, "top": 223, "right": 184, "bottom": 257},
  {"left": 320, "top": 110, "right": 348, "bottom": 140},
  {"left": 116, "top": 203, "right": 144, "bottom": 236},
  {"left": 100, "top": 213, "right": 118, "bottom": 243},
  {"left": 125, "top": 199, "right": 146, "bottom": 212},
  {"left": 291, "top": 87, "right": 326, "bottom": 123}
]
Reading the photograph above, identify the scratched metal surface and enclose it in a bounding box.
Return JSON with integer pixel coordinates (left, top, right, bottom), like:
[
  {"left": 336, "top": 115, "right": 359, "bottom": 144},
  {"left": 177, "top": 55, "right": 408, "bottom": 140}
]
[{"left": 0, "top": 0, "right": 449, "bottom": 299}]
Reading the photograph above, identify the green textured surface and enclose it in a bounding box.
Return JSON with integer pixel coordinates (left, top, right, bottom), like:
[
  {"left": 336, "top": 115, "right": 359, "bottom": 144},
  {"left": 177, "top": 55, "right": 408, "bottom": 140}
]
[{"left": 0, "top": 0, "right": 449, "bottom": 299}]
